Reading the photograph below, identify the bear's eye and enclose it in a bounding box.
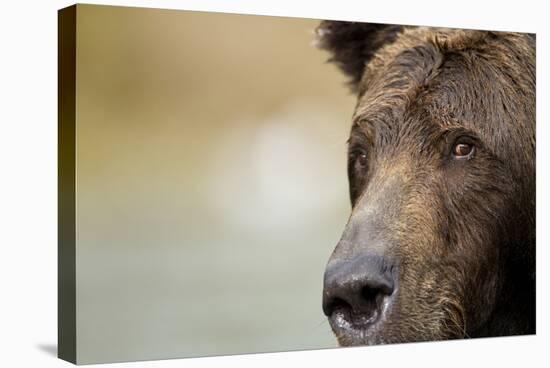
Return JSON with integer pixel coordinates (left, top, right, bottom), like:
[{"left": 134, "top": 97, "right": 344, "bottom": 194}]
[
  {"left": 453, "top": 143, "right": 475, "bottom": 159},
  {"left": 355, "top": 153, "right": 368, "bottom": 168}
]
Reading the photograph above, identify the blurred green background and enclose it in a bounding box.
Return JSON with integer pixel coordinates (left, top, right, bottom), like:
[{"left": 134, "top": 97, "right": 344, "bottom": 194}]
[{"left": 74, "top": 4, "right": 355, "bottom": 363}]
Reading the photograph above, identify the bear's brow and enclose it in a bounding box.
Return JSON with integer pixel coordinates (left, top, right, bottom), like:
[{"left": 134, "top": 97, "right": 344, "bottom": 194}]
[
  {"left": 351, "top": 110, "right": 398, "bottom": 139},
  {"left": 351, "top": 114, "right": 378, "bottom": 130}
]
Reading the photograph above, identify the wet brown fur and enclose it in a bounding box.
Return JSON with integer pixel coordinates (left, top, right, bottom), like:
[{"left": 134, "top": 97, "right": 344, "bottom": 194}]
[{"left": 317, "top": 22, "right": 535, "bottom": 345}]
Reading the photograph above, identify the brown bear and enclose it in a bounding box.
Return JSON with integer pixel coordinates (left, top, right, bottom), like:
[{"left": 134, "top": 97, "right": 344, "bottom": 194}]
[{"left": 317, "top": 21, "right": 535, "bottom": 346}]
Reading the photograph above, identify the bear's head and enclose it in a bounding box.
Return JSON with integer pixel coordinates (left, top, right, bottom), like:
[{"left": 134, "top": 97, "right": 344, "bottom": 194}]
[{"left": 318, "top": 22, "right": 535, "bottom": 346}]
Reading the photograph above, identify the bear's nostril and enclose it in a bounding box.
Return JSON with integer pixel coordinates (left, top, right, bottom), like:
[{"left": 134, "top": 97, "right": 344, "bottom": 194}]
[
  {"left": 322, "top": 254, "right": 396, "bottom": 325},
  {"left": 357, "top": 282, "right": 391, "bottom": 315},
  {"left": 328, "top": 297, "right": 352, "bottom": 315},
  {"left": 324, "top": 281, "right": 391, "bottom": 326},
  {"left": 361, "top": 285, "right": 380, "bottom": 302},
  {"left": 359, "top": 286, "right": 384, "bottom": 316}
]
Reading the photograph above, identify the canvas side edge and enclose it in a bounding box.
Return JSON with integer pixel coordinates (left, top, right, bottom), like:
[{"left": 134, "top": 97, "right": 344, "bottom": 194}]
[{"left": 58, "top": 4, "right": 77, "bottom": 365}]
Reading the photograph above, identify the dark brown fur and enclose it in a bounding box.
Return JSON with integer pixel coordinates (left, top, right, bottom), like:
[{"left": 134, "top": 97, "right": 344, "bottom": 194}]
[{"left": 317, "top": 22, "right": 535, "bottom": 345}]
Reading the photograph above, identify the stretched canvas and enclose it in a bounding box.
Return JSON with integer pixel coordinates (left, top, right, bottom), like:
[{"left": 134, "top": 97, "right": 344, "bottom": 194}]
[{"left": 58, "top": 4, "right": 536, "bottom": 364}]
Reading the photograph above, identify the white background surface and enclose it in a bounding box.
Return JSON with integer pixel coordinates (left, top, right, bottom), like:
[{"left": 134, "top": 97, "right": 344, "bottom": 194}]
[{"left": 0, "top": 0, "right": 548, "bottom": 367}]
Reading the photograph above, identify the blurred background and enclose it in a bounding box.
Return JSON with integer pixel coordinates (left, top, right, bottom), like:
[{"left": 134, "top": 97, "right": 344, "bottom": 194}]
[{"left": 74, "top": 4, "right": 355, "bottom": 363}]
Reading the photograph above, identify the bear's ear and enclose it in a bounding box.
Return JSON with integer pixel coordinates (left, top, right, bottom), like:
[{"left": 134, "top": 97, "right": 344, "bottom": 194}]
[{"left": 316, "top": 21, "right": 403, "bottom": 92}]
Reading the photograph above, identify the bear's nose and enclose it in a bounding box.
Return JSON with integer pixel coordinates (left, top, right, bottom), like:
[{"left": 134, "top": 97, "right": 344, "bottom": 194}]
[{"left": 322, "top": 254, "right": 396, "bottom": 324}]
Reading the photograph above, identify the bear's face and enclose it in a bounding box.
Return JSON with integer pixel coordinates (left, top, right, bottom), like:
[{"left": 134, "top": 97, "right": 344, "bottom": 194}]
[{"left": 318, "top": 23, "right": 535, "bottom": 346}]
